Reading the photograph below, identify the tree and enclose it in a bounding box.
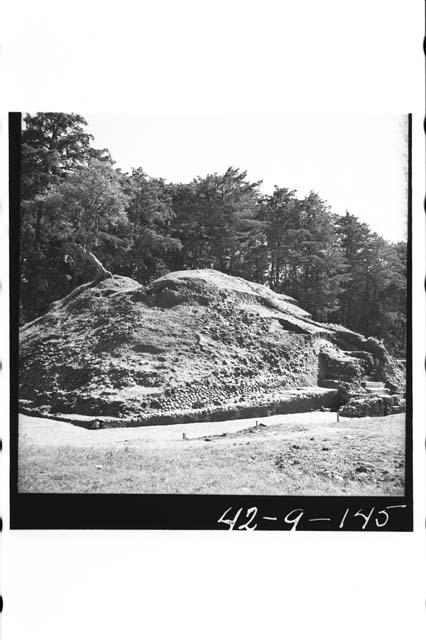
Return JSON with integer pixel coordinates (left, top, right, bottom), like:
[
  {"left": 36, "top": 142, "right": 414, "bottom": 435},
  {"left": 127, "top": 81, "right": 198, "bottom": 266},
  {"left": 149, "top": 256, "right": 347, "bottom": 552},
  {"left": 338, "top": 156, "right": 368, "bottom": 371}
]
[
  {"left": 334, "top": 212, "right": 407, "bottom": 354},
  {"left": 21, "top": 113, "right": 110, "bottom": 243},
  {"left": 262, "top": 187, "right": 301, "bottom": 292},
  {"left": 40, "top": 159, "right": 129, "bottom": 280},
  {"left": 171, "top": 167, "right": 261, "bottom": 273},
  {"left": 260, "top": 189, "right": 348, "bottom": 321},
  {"left": 122, "top": 168, "right": 181, "bottom": 283},
  {"left": 294, "top": 192, "right": 348, "bottom": 321},
  {"left": 168, "top": 181, "right": 203, "bottom": 269},
  {"left": 334, "top": 211, "right": 372, "bottom": 328},
  {"left": 20, "top": 113, "right": 113, "bottom": 322}
]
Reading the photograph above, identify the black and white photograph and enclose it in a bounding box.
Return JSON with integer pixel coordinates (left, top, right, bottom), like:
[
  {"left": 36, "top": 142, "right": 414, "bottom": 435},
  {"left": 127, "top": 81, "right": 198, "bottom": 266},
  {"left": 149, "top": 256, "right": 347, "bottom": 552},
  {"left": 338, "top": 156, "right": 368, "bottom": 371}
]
[
  {"left": 14, "top": 112, "right": 410, "bottom": 503},
  {"left": 3, "top": 2, "right": 425, "bottom": 639}
]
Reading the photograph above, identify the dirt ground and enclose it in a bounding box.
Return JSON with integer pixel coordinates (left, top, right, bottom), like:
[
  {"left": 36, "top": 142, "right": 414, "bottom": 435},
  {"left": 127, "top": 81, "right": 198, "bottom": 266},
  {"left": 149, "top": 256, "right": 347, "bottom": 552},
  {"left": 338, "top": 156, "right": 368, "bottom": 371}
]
[{"left": 18, "top": 411, "right": 405, "bottom": 495}]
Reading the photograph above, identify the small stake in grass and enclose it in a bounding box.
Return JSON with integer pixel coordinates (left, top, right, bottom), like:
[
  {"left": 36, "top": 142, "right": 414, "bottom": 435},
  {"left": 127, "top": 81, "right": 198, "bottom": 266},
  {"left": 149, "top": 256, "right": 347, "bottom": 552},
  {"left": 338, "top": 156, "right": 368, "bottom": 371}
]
[
  {"left": 337, "top": 409, "right": 340, "bottom": 423},
  {"left": 182, "top": 432, "right": 187, "bottom": 440}
]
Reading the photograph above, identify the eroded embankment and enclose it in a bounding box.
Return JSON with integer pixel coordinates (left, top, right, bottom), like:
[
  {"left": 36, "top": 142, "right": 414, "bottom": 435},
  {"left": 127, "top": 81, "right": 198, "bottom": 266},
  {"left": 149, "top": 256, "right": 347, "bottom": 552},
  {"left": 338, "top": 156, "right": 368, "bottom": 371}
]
[{"left": 19, "top": 386, "right": 339, "bottom": 429}]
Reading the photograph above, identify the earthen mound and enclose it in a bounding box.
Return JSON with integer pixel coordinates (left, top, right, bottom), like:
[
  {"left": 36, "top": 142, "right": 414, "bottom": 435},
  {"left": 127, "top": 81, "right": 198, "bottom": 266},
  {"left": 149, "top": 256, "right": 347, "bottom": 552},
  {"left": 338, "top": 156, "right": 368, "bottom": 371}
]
[{"left": 19, "top": 270, "right": 405, "bottom": 426}]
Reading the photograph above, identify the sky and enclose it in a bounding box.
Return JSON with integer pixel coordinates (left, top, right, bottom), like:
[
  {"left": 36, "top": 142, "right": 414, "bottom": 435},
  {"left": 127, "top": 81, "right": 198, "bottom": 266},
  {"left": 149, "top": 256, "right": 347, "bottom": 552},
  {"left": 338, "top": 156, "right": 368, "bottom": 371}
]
[{"left": 87, "top": 113, "right": 408, "bottom": 243}]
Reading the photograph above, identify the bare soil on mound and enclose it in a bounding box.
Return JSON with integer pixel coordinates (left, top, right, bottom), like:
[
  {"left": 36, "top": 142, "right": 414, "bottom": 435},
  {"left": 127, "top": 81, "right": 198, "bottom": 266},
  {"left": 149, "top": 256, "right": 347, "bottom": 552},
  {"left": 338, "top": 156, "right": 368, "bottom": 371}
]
[{"left": 19, "top": 270, "right": 405, "bottom": 425}]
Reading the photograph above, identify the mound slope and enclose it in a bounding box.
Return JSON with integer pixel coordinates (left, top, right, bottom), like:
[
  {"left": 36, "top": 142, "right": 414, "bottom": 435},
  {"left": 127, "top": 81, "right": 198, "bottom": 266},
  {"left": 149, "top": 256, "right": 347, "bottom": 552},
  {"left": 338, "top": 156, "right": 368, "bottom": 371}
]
[{"left": 19, "top": 269, "right": 405, "bottom": 426}]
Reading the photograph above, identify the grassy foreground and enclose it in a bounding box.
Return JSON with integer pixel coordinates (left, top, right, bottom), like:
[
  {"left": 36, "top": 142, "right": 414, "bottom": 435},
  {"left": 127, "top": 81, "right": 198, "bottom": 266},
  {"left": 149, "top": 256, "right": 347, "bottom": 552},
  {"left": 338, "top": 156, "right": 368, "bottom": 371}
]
[{"left": 19, "top": 414, "right": 405, "bottom": 495}]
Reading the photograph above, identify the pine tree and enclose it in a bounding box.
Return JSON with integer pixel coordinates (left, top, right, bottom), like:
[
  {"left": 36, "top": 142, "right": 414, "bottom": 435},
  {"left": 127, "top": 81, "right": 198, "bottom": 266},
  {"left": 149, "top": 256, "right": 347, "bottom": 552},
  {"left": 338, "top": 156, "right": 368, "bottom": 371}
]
[
  {"left": 123, "top": 169, "right": 181, "bottom": 283},
  {"left": 335, "top": 212, "right": 407, "bottom": 354},
  {"left": 20, "top": 113, "right": 111, "bottom": 322},
  {"left": 170, "top": 167, "right": 261, "bottom": 273},
  {"left": 261, "top": 189, "right": 347, "bottom": 321},
  {"left": 262, "top": 187, "right": 301, "bottom": 293}
]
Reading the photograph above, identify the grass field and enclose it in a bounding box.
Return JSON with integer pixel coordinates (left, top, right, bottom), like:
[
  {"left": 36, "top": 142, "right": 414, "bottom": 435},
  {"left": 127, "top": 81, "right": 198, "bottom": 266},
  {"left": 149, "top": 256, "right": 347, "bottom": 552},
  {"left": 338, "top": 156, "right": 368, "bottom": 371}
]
[{"left": 18, "top": 413, "right": 405, "bottom": 495}]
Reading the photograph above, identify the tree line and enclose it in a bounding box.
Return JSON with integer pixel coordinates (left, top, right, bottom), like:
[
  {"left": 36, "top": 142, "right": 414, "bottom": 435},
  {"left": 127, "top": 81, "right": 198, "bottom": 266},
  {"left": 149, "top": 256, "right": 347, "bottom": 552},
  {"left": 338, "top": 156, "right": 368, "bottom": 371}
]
[{"left": 19, "top": 113, "right": 407, "bottom": 355}]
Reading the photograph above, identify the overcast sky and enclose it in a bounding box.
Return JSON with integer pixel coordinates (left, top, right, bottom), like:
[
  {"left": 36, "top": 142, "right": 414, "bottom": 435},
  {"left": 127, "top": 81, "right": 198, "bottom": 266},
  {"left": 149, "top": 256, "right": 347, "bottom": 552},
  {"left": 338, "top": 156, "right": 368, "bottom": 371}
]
[{"left": 87, "top": 113, "right": 408, "bottom": 243}]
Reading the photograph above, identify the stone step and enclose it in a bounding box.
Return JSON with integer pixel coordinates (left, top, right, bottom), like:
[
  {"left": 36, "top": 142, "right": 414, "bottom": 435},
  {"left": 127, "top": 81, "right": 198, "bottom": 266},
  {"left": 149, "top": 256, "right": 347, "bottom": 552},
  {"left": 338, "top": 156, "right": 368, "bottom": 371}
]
[
  {"left": 364, "top": 383, "right": 388, "bottom": 390},
  {"left": 362, "top": 380, "right": 386, "bottom": 389},
  {"left": 361, "top": 381, "right": 387, "bottom": 389},
  {"left": 344, "top": 350, "right": 374, "bottom": 362},
  {"left": 319, "top": 379, "right": 341, "bottom": 389},
  {"left": 365, "top": 389, "right": 391, "bottom": 396}
]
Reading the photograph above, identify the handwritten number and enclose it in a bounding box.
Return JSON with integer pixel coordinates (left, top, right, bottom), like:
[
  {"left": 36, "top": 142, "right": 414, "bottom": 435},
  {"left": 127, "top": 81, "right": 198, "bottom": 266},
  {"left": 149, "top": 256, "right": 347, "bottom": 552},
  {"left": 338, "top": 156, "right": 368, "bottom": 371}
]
[
  {"left": 354, "top": 507, "right": 375, "bottom": 530},
  {"left": 218, "top": 507, "right": 243, "bottom": 530},
  {"left": 339, "top": 508, "right": 350, "bottom": 529},
  {"left": 238, "top": 507, "right": 258, "bottom": 531},
  {"left": 375, "top": 509, "right": 390, "bottom": 528},
  {"left": 219, "top": 505, "right": 394, "bottom": 531},
  {"left": 284, "top": 508, "right": 304, "bottom": 531}
]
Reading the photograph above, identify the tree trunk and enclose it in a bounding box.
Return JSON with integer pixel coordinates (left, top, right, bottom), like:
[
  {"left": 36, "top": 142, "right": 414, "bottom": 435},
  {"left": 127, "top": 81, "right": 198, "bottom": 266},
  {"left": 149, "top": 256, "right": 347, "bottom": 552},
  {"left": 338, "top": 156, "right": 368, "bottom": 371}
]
[
  {"left": 35, "top": 202, "right": 43, "bottom": 247},
  {"left": 79, "top": 245, "right": 112, "bottom": 283}
]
